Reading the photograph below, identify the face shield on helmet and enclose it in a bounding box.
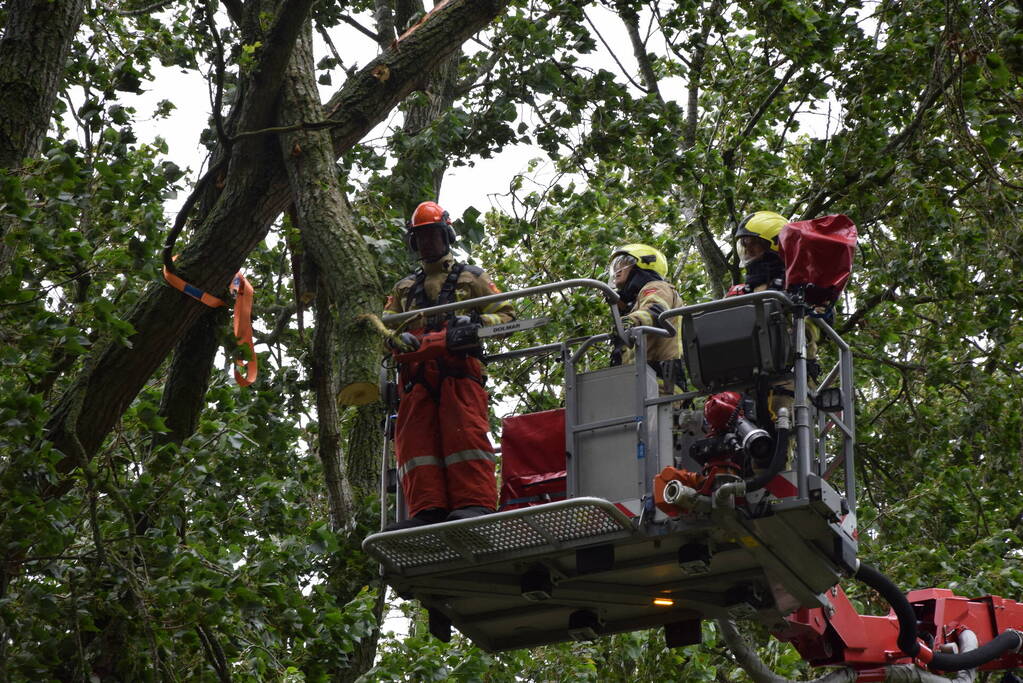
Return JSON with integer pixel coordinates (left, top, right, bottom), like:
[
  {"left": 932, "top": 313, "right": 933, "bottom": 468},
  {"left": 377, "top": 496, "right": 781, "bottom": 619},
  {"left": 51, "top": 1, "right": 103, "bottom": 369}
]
[
  {"left": 412, "top": 224, "right": 450, "bottom": 262},
  {"left": 736, "top": 235, "right": 772, "bottom": 267},
  {"left": 608, "top": 253, "right": 637, "bottom": 288},
  {"left": 608, "top": 244, "right": 667, "bottom": 289}
]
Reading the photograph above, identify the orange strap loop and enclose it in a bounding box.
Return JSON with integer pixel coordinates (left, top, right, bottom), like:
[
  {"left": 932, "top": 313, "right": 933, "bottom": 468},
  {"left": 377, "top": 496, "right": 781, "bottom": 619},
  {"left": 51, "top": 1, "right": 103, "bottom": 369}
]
[
  {"left": 162, "top": 265, "right": 227, "bottom": 308},
  {"left": 163, "top": 265, "right": 258, "bottom": 387},
  {"left": 230, "top": 273, "right": 257, "bottom": 387}
]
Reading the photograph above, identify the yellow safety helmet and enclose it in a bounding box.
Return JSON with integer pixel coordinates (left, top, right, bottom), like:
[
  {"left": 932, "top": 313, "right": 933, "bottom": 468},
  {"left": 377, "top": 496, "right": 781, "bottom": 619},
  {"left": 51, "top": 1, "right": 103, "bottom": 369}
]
[
  {"left": 609, "top": 244, "right": 668, "bottom": 280},
  {"left": 734, "top": 211, "right": 788, "bottom": 265}
]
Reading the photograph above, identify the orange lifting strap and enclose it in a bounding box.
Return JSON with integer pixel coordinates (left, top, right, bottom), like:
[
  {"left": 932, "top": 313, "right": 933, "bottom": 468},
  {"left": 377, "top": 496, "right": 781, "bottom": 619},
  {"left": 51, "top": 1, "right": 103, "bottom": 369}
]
[
  {"left": 229, "top": 272, "right": 257, "bottom": 387},
  {"left": 162, "top": 265, "right": 258, "bottom": 387}
]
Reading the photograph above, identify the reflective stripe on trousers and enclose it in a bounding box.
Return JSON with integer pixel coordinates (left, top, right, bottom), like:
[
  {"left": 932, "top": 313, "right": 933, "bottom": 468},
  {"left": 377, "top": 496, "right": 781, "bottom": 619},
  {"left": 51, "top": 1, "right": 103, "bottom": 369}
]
[
  {"left": 398, "top": 455, "right": 444, "bottom": 478},
  {"left": 394, "top": 356, "right": 497, "bottom": 517},
  {"left": 400, "top": 451, "right": 495, "bottom": 477}
]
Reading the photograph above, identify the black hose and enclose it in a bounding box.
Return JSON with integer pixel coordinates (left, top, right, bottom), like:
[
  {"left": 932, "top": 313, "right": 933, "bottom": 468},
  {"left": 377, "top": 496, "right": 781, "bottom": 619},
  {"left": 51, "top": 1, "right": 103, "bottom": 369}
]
[
  {"left": 854, "top": 561, "right": 1023, "bottom": 672},
  {"left": 854, "top": 562, "right": 920, "bottom": 658},
  {"left": 930, "top": 630, "right": 1022, "bottom": 672},
  {"left": 745, "top": 427, "right": 790, "bottom": 493}
]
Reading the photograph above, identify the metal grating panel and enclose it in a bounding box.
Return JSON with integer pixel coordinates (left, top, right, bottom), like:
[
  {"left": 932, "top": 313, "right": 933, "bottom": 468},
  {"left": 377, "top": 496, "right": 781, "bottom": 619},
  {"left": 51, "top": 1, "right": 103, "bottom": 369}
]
[
  {"left": 448, "top": 516, "right": 546, "bottom": 554},
  {"left": 531, "top": 503, "right": 628, "bottom": 540},
  {"left": 372, "top": 531, "right": 462, "bottom": 567},
  {"left": 364, "top": 498, "right": 636, "bottom": 575}
]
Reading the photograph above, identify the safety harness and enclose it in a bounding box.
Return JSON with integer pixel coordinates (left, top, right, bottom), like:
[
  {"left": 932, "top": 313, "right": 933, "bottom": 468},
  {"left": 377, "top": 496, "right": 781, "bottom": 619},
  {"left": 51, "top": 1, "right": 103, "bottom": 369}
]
[
  {"left": 400, "top": 262, "right": 485, "bottom": 401},
  {"left": 404, "top": 263, "right": 470, "bottom": 330}
]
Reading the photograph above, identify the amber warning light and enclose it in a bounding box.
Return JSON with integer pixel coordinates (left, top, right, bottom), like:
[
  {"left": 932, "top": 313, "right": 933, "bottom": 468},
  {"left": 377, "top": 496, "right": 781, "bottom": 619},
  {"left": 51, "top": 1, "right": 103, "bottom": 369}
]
[{"left": 652, "top": 598, "right": 674, "bottom": 607}]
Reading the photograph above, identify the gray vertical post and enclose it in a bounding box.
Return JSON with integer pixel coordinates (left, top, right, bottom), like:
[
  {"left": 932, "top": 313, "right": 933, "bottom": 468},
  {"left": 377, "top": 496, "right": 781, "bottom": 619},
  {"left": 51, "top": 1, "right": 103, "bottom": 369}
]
[
  {"left": 564, "top": 343, "right": 579, "bottom": 498},
  {"left": 380, "top": 417, "right": 390, "bottom": 531},
  {"left": 841, "top": 342, "right": 857, "bottom": 513},
  {"left": 633, "top": 331, "right": 649, "bottom": 498},
  {"left": 793, "top": 308, "right": 811, "bottom": 501},
  {"left": 816, "top": 404, "right": 827, "bottom": 476},
  {"left": 380, "top": 365, "right": 393, "bottom": 531}
]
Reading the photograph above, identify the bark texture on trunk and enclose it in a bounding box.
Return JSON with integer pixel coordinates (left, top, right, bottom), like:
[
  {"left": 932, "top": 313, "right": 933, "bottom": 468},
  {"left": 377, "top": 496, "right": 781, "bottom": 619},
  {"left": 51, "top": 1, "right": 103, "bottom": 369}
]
[
  {"left": 154, "top": 307, "right": 229, "bottom": 448},
  {"left": 0, "top": 0, "right": 87, "bottom": 275},
  {"left": 311, "top": 285, "right": 352, "bottom": 531},
  {"left": 42, "top": 0, "right": 509, "bottom": 489},
  {"left": 279, "top": 22, "right": 384, "bottom": 407},
  {"left": 0, "top": 0, "right": 86, "bottom": 169}
]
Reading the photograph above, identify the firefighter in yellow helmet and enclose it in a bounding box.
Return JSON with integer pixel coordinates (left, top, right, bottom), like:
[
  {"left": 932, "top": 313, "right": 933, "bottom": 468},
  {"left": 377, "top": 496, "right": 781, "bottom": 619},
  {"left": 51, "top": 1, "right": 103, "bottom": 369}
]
[
  {"left": 732, "top": 211, "right": 788, "bottom": 294},
  {"left": 730, "top": 211, "right": 818, "bottom": 429},
  {"left": 608, "top": 244, "right": 684, "bottom": 394}
]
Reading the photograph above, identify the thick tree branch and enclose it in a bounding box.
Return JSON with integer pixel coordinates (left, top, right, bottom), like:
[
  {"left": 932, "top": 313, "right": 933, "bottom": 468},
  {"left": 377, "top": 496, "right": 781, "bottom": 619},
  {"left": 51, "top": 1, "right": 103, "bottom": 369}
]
[
  {"left": 220, "top": 0, "right": 243, "bottom": 25},
  {"left": 278, "top": 21, "right": 383, "bottom": 405},
  {"left": 376, "top": 0, "right": 398, "bottom": 50},
  {"left": 620, "top": 7, "right": 661, "bottom": 100},
  {"left": 0, "top": 0, "right": 86, "bottom": 168},
  {"left": 311, "top": 285, "right": 353, "bottom": 529},
  {"left": 153, "top": 307, "right": 228, "bottom": 448}
]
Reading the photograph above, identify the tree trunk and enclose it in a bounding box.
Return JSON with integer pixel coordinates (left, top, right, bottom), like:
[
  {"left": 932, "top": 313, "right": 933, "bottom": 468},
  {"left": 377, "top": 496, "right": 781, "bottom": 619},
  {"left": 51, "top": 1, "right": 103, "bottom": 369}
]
[
  {"left": 278, "top": 22, "right": 384, "bottom": 407},
  {"left": 0, "top": 0, "right": 86, "bottom": 169},
  {"left": 389, "top": 0, "right": 462, "bottom": 213},
  {"left": 311, "top": 284, "right": 353, "bottom": 531},
  {"left": 0, "top": 0, "right": 87, "bottom": 275},
  {"left": 154, "top": 307, "right": 229, "bottom": 448}
]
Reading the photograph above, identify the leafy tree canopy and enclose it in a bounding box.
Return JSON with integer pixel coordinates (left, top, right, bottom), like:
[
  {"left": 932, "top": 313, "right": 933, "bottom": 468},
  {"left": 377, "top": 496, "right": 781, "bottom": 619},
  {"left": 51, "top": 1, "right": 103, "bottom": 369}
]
[{"left": 1, "top": 0, "right": 1021, "bottom": 680}]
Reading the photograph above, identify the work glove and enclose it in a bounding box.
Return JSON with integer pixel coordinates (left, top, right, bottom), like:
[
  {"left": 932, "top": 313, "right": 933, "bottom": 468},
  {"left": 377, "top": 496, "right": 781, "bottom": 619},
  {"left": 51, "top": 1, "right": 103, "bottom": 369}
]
[
  {"left": 446, "top": 315, "right": 481, "bottom": 352},
  {"left": 387, "top": 332, "right": 420, "bottom": 353}
]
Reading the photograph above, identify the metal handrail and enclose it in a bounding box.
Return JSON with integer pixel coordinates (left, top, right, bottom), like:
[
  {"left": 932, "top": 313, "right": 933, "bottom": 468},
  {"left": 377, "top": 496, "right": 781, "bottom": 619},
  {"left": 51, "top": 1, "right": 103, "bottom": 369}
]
[
  {"left": 381, "top": 277, "right": 620, "bottom": 326},
  {"left": 652, "top": 289, "right": 856, "bottom": 516}
]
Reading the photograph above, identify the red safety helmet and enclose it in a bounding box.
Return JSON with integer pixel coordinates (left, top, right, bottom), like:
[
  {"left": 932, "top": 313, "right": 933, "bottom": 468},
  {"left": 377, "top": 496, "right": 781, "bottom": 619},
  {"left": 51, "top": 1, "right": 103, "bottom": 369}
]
[
  {"left": 405, "top": 201, "right": 457, "bottom": 256},
  {"left": 704, "top": 391, "right": 742, "bottom": 436}
]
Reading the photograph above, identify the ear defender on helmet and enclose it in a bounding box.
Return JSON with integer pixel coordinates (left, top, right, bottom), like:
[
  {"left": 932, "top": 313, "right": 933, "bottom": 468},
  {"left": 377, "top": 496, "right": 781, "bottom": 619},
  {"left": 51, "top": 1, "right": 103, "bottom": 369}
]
[{"left": 406, "top": 201, "right": 456, "bottom": 253}]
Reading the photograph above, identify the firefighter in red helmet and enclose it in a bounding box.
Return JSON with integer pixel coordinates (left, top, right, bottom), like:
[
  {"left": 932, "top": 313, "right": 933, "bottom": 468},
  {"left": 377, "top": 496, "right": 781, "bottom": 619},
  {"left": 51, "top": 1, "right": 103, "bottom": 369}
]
[{"left": 382, "top": 201, "right": 515, "bottom": 530}]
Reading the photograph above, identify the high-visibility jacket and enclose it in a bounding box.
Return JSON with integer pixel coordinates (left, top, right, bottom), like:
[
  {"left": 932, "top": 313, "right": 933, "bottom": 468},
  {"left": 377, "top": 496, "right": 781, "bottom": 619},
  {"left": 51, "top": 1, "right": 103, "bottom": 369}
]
[
  {"left": 620, "top": 279, "right": 683, "bottom": 365},
  {"left": 619, "top": 279, "right": 683, "bottom": 394},
  {"left": 383, "top": 256, "right": 514, "bottom": 329}
]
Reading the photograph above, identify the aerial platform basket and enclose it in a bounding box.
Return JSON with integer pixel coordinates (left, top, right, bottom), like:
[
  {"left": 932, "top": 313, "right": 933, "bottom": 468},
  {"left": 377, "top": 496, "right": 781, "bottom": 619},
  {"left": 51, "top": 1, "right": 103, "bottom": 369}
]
[
  {"left": 363, "top": 477, "right": 855, "bottom": 651},
  {"left": 364, "top": 283, "right": 858, "bottom": 650}
]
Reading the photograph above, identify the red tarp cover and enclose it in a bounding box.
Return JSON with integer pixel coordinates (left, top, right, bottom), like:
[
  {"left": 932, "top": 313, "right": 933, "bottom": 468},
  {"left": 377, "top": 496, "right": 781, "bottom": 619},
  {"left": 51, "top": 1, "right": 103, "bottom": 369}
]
[
  {"left": 499, "top": 408, "right": 566, "bottom": 511},
  {"left": 778, "top": 214, "right": 858, "bottom": 305}
]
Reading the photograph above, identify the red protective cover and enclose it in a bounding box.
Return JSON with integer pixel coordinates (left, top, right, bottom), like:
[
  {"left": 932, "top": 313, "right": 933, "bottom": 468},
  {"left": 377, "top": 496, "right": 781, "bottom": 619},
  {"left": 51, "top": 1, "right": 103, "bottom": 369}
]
[
  {"left": 778, "top": 214, "right": 858, "bottom": 305},
  {"left": 499, "top": 408, "right": 566, "bottom": 511}
]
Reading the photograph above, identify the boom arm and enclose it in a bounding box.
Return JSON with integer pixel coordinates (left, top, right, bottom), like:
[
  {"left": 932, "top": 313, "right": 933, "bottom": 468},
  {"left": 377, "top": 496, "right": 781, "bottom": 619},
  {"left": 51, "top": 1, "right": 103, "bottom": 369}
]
[{"left": 775, "top": 581, "right": 1023, "bottom": 679}]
